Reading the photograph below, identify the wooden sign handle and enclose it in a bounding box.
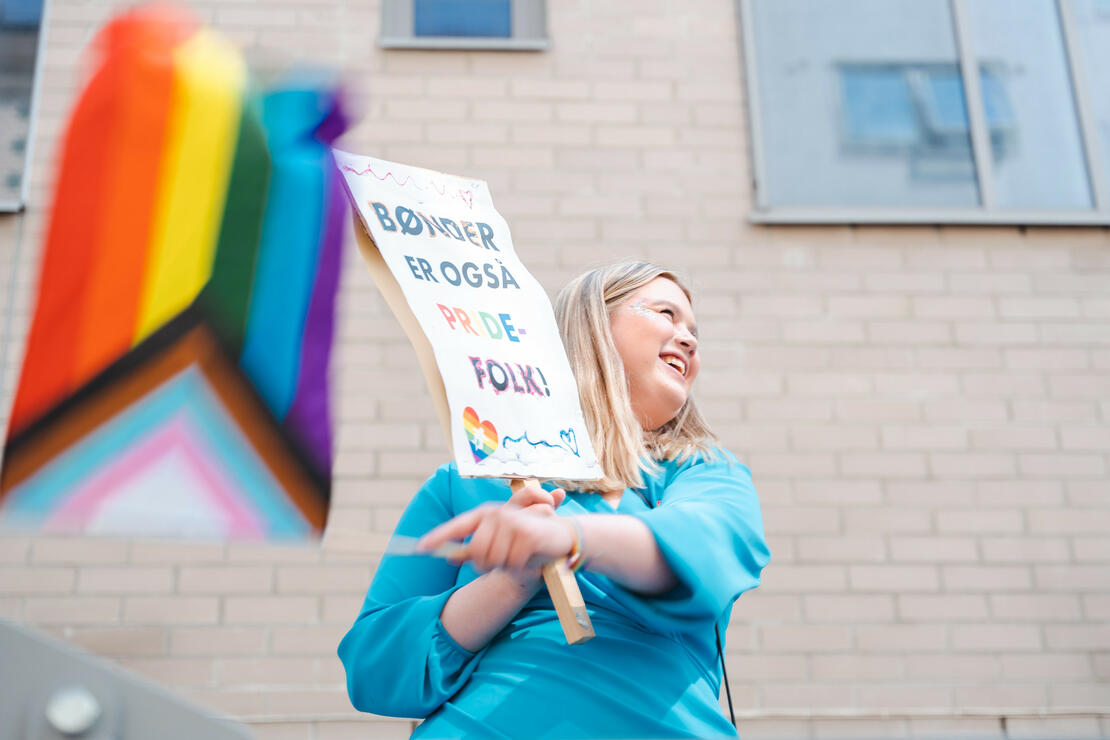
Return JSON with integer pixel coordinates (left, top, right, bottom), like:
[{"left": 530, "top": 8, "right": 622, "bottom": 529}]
[{"left": 511, "top": 479, "right": 595, "bottom": 645}]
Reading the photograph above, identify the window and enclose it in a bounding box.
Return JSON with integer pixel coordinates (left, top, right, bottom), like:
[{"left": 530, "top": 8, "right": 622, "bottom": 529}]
[
  {"left": 0, "top": 0, "right": 44, "bottom": 211},
  {"left": 381, "top": 0, "right": 548, "bottom": 50},
  {"left": 740, "top": 0, "right": 1110, "bottom": 224}
]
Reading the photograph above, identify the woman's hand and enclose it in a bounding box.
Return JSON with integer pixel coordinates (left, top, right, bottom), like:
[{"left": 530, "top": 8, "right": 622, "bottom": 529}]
[{"left": 417, "top": 482, "right": 574, "bottom": 576}]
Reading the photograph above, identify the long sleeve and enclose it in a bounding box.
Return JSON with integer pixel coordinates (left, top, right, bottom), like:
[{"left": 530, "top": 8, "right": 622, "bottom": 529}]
[
  {"left": 597, "top": 450, "right": 770, "bottom": 633},
  {"left": 338, "top": 464, "right": 486, "bottom": 718}
]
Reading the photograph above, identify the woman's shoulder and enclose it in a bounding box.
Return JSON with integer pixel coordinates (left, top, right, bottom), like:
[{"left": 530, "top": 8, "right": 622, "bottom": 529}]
[
  {"left": 655, "top": 445, "right": 751, "bottom": 479},
  {"left": 420, "top": 461, "right": 512, "bottom": 507}
]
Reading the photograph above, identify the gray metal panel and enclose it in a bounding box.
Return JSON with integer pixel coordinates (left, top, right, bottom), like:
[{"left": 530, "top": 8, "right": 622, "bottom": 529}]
[
  {"left": 737, "top": 0, "right": 769, "bottom": 211},
  {"left": 380, "top": 0, "right": 548, "bottom": 51},
  {"left": 0, "top": 619, "right": 252, "bottom": 740},
  {"left": 748, "top": 207, "right": 1110, "bottom": 225},
  {"left": 950, "top": 0, "right": 996, "bottom": 209},
  {"left": 1058, "top": 0, "right": 1109, "bottom": 211}
]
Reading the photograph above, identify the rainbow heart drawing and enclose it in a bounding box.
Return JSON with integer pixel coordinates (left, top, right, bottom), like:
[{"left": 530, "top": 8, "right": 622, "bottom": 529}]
[{"left": 463, "top": 407, "right": 498, "bottom": 463}]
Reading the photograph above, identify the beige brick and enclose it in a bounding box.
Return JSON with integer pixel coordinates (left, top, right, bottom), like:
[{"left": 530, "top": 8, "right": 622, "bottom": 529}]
[
  {"left": 77, "top": 567, "right": 172, "bottom": 594},
  {"left": 760, "top": 683, "right": 855, "bottom": 710},
  {"left": 881, "top": 425, "right": 968, "bottom": 450},
  {"left": 723, "top": 654, "right": 807, "bottom": 682},
  {"left": 812, "top": 718, "right": 911, "bottom": 739},
  {"left": 908, "top": 717, "right": 1004, "bottom": 738},
  {"left": 1020, "top": 453, "right": 1105, "bottom": 477},
  {"left": 70, "top": 628, "right": 167, "bottom": 657},
  {"left": 731, "top": 592, "right": 800, "bottom": 621},
  {"left": 943, "top": 565, "right": 1032, "bottom": 591},
  {"left": 898, "top": 594, "right": 988, "bottom": 620},
  {"left": 740, "top": 295, "right": 822, "bottom": 317},
  {"left": 747, "top": 453, "right": 837, "bottom": 477},
  {"left": 856, "top": 684, "right": 953, "bottom": 710},
  {"left": 1001, "top": 653, "right": 1094, "bottom": 680},
  {"left": 782, "top": 321, "right": 866, "bottom": 344},
  {"left": 930, "top": 453, "right": 1017, "bottom": 478},
  {"left": 1036, "top": 565, "right": 1110, "bottom": 591},
  {"left": 0, "top": 567, "right": 75, "bottom": 594},
  {"left": 31, "top": 538, "right": 129, "bottom": 564},
  {"left": 937, "top": 509, "right": 1024, "bottom": 533},
  {"left": 1059, "top": 426, "right": 1110, "bottom": 450},
  {"left": 955, "top": 683, "right": 1047, "bottom": 709},
  {"left": 25, "top": 597, "right": 121, "bottom": 625},
  {"left": 864, "top": 272, "right": 946, "bottom": 293},
  {"left": 275, "top": 566, "right": 371, "bottom": 595},
  {"left": 271, "top": 624, "right": 349, "bottom": 655},
  {"left": 953, "top": 624, "right": 1041, "bottom": 650},
  {"left": 969, "top": 426, "right": 1056, "bottom": 450},
  {"left": 1013, "top": 399, "right": 1100, "bottom": 422},
  {"left": 554, "top": 101, "right": 637, "bottom": 122},
  {"left": 0, "top": 536, "right": 30, "bottom": 563},
  {"left": 758, "top": 565, "right": 847, "bottom": 593},
  {"left": 998, "top": 297, "right": 1082, "bottom": 318},
  {"left": 225, "top": 596, "right": 318, "bottom": 625},
  {"left": 977, "top": 480, "right": 1064, "bottom": 506},
  {"left": 124, "top": 597, "right": 219, "bottom": 625},
  {"left": 798, "top": 536, "right": 886, "bottom": 563},
  {"left": 803, "top": 594, "right": 894, "bottom": 621},
  {"left": 794, "top": 479, "right": 883, "bottom": 504},
  {"left": 841, "top": 453, "right": 927, "bottom": 478},
  {"left": 981, "top": 537, "right": 1070, "bottom": 563},
  {"left": 857, "top": 624, "right": 947, "bottom": 652},
  {"left": 924, "top": 399, "right": 1008, "bottom": 422},
  {"left": 172, "top": 627, "right": 268, "bottom": 657},
  {"left": 315, "top": 719, "right": 415, "bottom": 740},
  {"left": 849, "top": 566, "right": 939, "bottom": 592},
  {"left": 1005, "top": 348, "right": 1090, "bottom": 370},
  {"left": 905, "top": 654, "right": 999, "bottom": 680},
  {"left": 890, "top": 537, "right": 978, "bottom": 563},
  {"left": 1074, "top": 536, "right": 1110, "bottom": 561},
  {"left": 886, "top": 481, "right": 975, "bottom": 507},
  {"left": 1028, "top": 509, "right": 1110, "bottom": 534},
  {"left": 874, "top": 373, "right": 959, "bottom": 396},
  {"left": 811, "top": 654, "right": 903, "bottom": 680},
  {"left": 748, "top": 399, "right": 834, "bottom": 421},
  {"left": 913, "top": 296, "right": 995, "bottom": 319},
  {"left": 120, "top": 657, "right": 214, "bottom": 688},
  {"left": 1049, "top": 682, "right": 1110, "bottom": 708},
  {"left": 761, "top": 506, "right": 840, "bottom": 534},
  {"left": 129, "top": 541, "right": 226, "bottom": 564},
  {"left": 836, "top": 399, "right": 921, "bottom": 422},
  {"left": 844, "top": 508, "right": 931, "bottom": 533},
  {"left": 787, "top": 373, "right": 872, "bottom": 395},
  {"left": 217, "top": 657, "right": 319, "bottom": 687}
]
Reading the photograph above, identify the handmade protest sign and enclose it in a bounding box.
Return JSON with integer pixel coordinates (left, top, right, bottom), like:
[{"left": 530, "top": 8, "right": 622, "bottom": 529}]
[
  {"left": 335, "top": 152, "right": 601, "bottom": 643},
  {"left": 334, "top": 151, "right": 601, "bottom": 482}
]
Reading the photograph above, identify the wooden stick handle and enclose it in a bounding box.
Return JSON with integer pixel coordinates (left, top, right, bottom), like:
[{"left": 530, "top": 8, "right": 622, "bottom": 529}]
[{"left": 512, "top": 479, "right": 595, "bottom": 645}]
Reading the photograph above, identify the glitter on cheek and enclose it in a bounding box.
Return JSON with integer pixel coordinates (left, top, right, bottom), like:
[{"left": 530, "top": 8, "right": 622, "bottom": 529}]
[{"left": 628, "top": 302, "right": 657, "bottom": 317}]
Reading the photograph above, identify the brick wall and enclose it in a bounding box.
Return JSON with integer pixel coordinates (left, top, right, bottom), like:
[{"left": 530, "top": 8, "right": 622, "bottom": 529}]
[{"left": 0, "top": 1, "right": 1107, "bottom": 738}]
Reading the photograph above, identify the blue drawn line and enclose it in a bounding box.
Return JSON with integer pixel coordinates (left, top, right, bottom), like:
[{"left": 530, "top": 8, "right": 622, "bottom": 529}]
[{"left": 501, "top": 431, "right": 581, "bottom": 458}]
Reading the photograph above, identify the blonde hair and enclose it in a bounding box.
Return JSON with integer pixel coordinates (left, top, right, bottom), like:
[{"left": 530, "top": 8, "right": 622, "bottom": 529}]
[{"left": 554, "top": 261, "right": 717, "bottom": 492}]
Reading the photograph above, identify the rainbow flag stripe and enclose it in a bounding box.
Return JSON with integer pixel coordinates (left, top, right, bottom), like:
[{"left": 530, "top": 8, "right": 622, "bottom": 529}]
[{"left": 1, "top": 6, "right": 345, "bottom": 539}]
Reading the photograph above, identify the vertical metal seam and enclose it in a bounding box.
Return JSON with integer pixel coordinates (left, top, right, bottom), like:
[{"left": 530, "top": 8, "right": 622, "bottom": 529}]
[
  {"left": 737, "top": 0, "right": 770, "bottom": 212},
  {"left": 1058, "top": 0, "right": 1109, "bottom": 211},
  {"left": 951, "top": 0, "right": 997, "bottom": 210}
]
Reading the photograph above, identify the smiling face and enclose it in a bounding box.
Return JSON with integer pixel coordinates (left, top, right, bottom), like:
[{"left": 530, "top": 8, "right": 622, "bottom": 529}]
[{"left": 608, "top": 277, "right": 700, "bottom": 431}]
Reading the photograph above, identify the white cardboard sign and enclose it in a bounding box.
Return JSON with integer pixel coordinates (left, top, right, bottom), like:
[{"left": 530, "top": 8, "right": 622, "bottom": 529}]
[{"left": 335, "top": 151, "right": 601, "bottom": 481}]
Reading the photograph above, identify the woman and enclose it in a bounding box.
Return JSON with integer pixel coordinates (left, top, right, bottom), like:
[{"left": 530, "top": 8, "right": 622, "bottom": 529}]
[{"left": 339, "top": 261, "right": 770, "bottom": 738}]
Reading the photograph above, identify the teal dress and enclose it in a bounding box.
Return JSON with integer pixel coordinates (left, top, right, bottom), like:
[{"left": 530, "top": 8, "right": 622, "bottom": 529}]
[{"left": 338, "top": 449, "right": 770, "bottom": 739}]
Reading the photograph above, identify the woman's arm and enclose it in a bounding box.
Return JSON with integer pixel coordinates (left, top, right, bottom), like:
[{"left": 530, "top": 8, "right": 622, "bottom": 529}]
[{"left": 419, "top": 490, "right": 678, "bottom": 597}]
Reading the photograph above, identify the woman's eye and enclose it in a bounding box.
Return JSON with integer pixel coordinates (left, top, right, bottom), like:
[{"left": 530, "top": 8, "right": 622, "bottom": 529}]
[{"left": 658, "top": 308, "right": 674, "bottom": 318}]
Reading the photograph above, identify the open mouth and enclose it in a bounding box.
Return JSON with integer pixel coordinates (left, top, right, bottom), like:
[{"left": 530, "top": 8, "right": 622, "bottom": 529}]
[{"left": 660, "top": 354, "right": 687, "bottom": 377}]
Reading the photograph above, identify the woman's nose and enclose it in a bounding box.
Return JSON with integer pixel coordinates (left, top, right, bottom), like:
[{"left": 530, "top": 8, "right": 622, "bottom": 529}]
[{"left": 676, "top": 327, "right": 697, "bottom": 351}]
